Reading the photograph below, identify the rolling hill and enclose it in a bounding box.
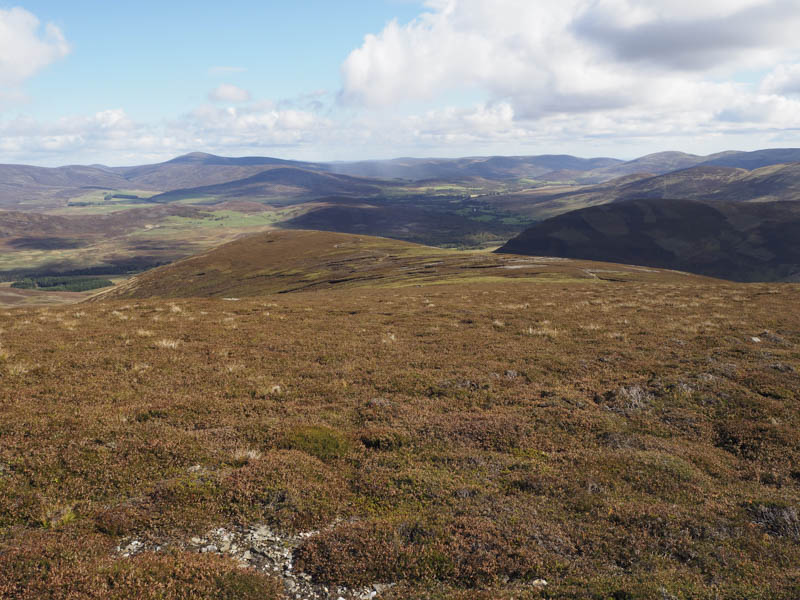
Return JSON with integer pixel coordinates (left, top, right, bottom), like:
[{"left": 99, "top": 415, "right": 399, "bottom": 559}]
[
  {"left": 115, "top": 152, "right": 328, "bottom": 190},
  {"left": 4, "top": 148, "right": 800, "bottom": 211},
  {"left": 488, "top": 162, "right": 800, "bottom": 222},
  {"left": 329, "top": 154, "right": 623, "bottom": 180},
  {"left": 572, "top": 151, "right": 715, "bottom": 183},
  {"left": 0, "top": 164, "right": 138, "bottom": 210},
  {"left": 701, "top": 148, "right": 800, "bottom": 170},
  {"left": 562, "top": 149, "right": 800, "bottom": 184},
  {"left": 148, "top": 167, "right": 390, "bottom": 204},
  {"left": 497, "top": 198, "right": 800, "bottom": 281},
  {"left": 96, "top": 229, "right": 699, "bottom": 300}
]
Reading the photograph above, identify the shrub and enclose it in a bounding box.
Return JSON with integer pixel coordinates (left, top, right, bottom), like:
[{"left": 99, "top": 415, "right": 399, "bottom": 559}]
[
  {"left": 294, "top": 517, "right": 544, "bottom": 587},
  {"left": 283, "top": 425, "right": 350, "bottom": 461},
  {"left": 0, "top": 533, "right": 283, "bottom": 599},
  {"left": 222, "top": 450, "right": 349, "bottom": 531}
]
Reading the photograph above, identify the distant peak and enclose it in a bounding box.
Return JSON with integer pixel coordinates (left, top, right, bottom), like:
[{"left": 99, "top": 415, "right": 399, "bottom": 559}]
[{"left": 168, "top": 152, "right": 218, "bottom": 163}]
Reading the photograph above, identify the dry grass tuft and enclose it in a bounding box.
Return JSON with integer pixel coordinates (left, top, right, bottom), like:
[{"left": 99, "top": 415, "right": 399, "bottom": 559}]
[{"left": 154, "top": 338, "right": 180, "bottom": 349}]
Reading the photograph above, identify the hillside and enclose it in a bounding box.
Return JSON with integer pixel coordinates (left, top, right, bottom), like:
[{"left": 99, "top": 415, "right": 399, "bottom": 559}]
[
  {"left": 489, "top": 162, "right": 800, "bottom": 222},
  {"left": 148, "top": 168, "right": 389, "bottom": 204},
  {"left": 0, "top": 164, "right": 139, "bottom": 210},
  {"left": 702, "top": 148, "right": 800, "bottom": 170},
  {"left": 5, "top": 148, "right": 800, "bottom": 212},
  {"left": 607, "top": 163, "right": 800, "bottom": 204},
  {"left": 497, "top": 198, "right": 800, "bottom": 281},
  {"left": 116, "top": 153, "right": 327, "bottom": 190},
  {"left": 1, "top": 229, "right": 798, "bottom": 599},
  {"left": 569, "top": 149, "right": 800, "bottom": 184},
  {"left": 574, "top": 151, "right": 711, "bottom": 183},
  {"left": 96, "top": 229, "right": 699, "bottom": 301},
  {"left": 0, "top": 205, "right": 307, "bottom": 281},
  {"left": 329, "top": 155, "right": 622, "bottom": 180},
  {"left": 279, "top": 199, "right": 527, "bottom": 247}
]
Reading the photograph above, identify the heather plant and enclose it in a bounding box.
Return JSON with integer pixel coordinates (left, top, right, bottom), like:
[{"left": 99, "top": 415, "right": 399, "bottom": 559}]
[{"left": 0, "top": 234, "right": 798, "bottom": 598}]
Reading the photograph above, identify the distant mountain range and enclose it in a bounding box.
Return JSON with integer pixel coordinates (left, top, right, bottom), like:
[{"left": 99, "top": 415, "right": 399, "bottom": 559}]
[
  {"left": 497, "top": 198, "right": 800, "bottom": 282},
  {"left": 5, "top": 148, "right": 800, "bottom": 210},
  {"left": 489, "top": 161, "right": 800, "bottom": 222},
  {"left": 5, "top": 148, "right": 800, "bottom": 283}
]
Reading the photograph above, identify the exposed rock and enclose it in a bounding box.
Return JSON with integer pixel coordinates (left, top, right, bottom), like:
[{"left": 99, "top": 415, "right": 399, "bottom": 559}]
[
  {"left": 117, "top": 539, "right": 144, "bottom": 558},
  {"left": 115, "top": 523, "right": 392, "bottom": 600}
]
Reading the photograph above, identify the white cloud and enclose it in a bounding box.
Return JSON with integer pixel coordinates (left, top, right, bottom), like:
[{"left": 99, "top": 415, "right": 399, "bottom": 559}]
[
  {"left": 761, "top": 63, "right": 800, "bottom": 96},
  {"left": 6, "top": 0, "right": 800, "bottom": 166},
  {"left": 340, "top": 0, "right": 800, "bottom": 120},
  {"left": 176, "top": 102, "right": 327, "bottom": 146},
  {"left": 209, "top": 84, "right": 252, "bottom": 103},
  {"left": 0, "top": 7, "right": 70, "bottom": 87},
  {"left": 0, "top": 101, "right": 334, "bottom": 165}
]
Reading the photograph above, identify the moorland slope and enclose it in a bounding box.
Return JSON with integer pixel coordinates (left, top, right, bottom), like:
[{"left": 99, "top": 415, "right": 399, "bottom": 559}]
[
  {"left": 96, "top": 229, "right": 698, "bottom": 301},
  {"left": 0, "top": 229, "right": 798, "bottom": 599}
]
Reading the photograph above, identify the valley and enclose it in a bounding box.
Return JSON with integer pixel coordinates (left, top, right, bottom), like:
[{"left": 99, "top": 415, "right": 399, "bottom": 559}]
[{"left": 5, "top": 148, "right": 800, "bottom": 287}]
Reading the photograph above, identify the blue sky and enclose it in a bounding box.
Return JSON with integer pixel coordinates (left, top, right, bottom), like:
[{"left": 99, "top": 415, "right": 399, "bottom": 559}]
[
  {"left": 18, "top": 1, "right": 423, "bottom": 121},
  {"left": 2, "top": 0, "right": 800, "bottom": 165}
]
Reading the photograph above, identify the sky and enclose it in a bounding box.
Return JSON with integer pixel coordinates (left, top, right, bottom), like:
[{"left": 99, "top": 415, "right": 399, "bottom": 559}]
[{"left": 2, "top": 0, "right": 800, "bottom": 165}]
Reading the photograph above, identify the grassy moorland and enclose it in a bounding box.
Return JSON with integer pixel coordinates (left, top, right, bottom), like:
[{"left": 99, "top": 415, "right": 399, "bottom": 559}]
[
  {"left": 0, "top": 231, "right": 798, "bottom": 599},
  {"left": 97, "top": 230, "right": 695, "bottom": 301}
]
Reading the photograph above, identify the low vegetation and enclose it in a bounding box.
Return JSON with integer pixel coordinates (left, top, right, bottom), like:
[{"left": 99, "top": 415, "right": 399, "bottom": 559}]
[{"left": 0, "top": 231, "right": 798, "bottom": 598}]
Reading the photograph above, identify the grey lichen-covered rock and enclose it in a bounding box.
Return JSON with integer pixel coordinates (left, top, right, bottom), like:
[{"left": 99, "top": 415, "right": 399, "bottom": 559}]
[{"left": 116, "top": 523, "right": 393, "bottom": 600}]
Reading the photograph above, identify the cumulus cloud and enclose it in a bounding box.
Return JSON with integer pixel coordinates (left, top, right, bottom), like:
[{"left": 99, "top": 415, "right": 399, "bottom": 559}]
[
  {"left": 761, "top": 64, "right": 800, "bottom": 96},
  {"left": 6, "top": 0, "right": 800, "bottom": 165},
  {"left": 0, "top": 7, "right": 70, "bottom": 87},
  {"left": 175, "top": 102, "right": 328, "bottom": 147},
  {"left": 340, "top": 0, "right": 800, "bottom": 120},
  {"left": 0, "top": 100, "right": 334, "bottom": 165},
  {"left": 209, "top": 84, "right": 252, "bottom": 103},
  {"left": 573, "top": 0, "right": 800, "bottom": 71}
]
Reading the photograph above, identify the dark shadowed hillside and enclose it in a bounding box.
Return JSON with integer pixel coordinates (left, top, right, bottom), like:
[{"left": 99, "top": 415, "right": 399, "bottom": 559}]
[
  {"left": 497, "top": 198, "right": 800, "bottom": 281},
  {"left": 280, "top": 199, "right": 525, "bottom": 247}
]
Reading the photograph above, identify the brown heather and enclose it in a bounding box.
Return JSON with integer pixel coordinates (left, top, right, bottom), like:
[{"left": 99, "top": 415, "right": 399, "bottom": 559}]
[{"left": 0, "top": 231, "right": 798, "bottom": 599}]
